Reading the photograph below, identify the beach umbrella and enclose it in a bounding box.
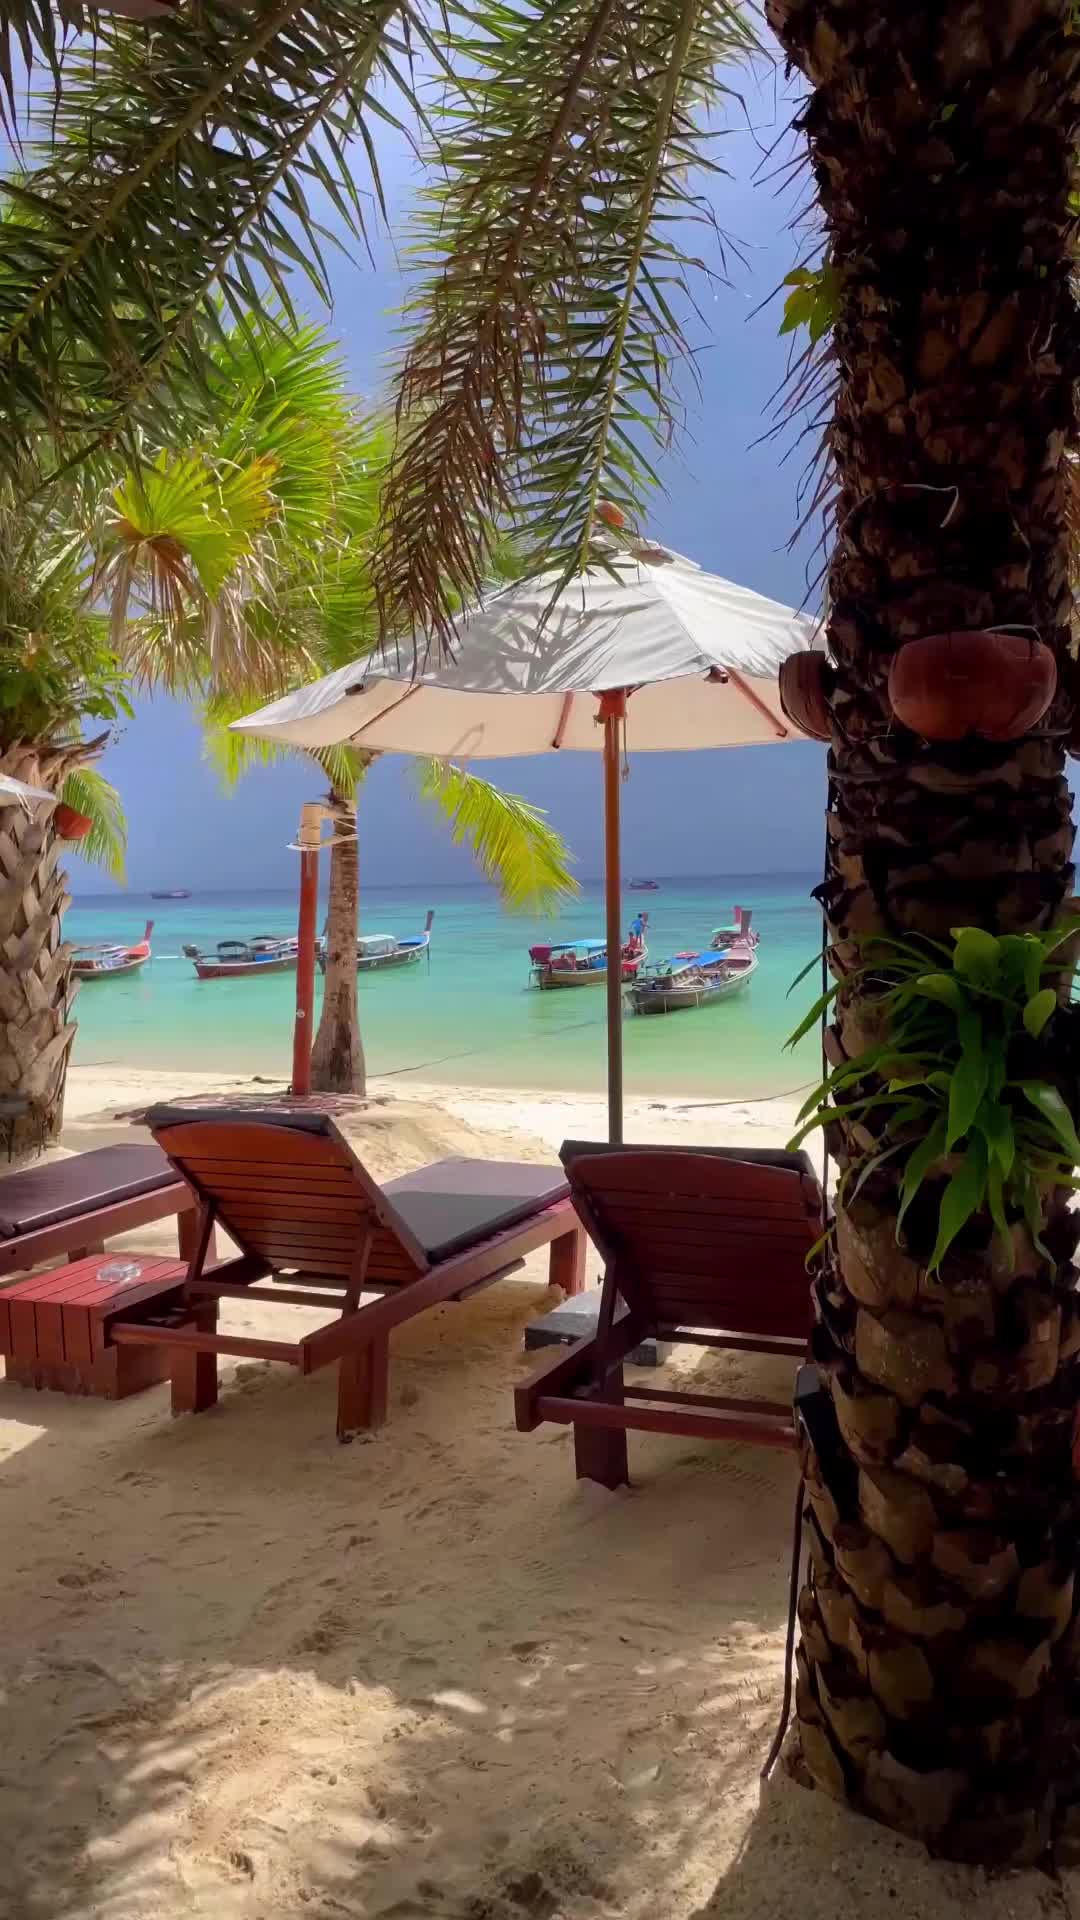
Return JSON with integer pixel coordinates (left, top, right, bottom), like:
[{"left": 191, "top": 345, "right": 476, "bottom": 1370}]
[
  {"left": 234, "top": 542, "right": 819, "bottom": 1138},
  {"left": 0, "top": 773, "right": 59, "bottom": 809}
]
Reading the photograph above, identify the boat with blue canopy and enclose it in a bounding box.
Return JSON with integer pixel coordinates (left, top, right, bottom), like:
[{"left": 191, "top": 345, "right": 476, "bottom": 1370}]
[
  {"left": 529, "top": 916, "right": 647, "bottom": 990},
  {"left": 628, "top": 908, "right": 758, "bottom": 1014}
]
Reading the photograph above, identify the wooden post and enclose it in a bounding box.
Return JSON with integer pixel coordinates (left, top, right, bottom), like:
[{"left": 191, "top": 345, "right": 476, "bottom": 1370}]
[
  {"left": 292, "top": 802, "right": 323, "bottom": 1097},
  {"left": 599, "top": 692, "right": 627, "bottom": 1144}
]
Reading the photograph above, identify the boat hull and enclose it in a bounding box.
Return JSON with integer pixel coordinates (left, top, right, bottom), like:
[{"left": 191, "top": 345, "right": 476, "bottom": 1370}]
[
  {"left": 73, "top": 953, "right": 150, "bottom": 980},
  {"left": 356, "top": 947, "right": 424, "bottom": 972},
  {"left": 193, "top": 955, "right": 298, "bottom": 980},
  {"left": 629, "top": 958, "right": 758, "bottom": 1015},
  {"left": 534, "top": 961, "right": 641, "bottom": 989}
]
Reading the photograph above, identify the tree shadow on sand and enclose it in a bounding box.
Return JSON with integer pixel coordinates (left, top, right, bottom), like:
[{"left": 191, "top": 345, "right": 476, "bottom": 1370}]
[{"left": 1, "top": 1279, "right": 801, "bottom": 1920}]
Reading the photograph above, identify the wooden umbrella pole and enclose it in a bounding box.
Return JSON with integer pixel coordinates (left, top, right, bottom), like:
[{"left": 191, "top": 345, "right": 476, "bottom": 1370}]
[
  {"left": 600, "top": 692, "right": 626, "bottom": 1144},
  {"left": 292, "top": 801, "right": 323, "bottom": 1097}
]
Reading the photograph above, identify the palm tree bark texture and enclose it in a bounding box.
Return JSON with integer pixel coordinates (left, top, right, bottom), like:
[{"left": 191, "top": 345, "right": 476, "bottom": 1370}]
[
  {"left": 0, "top": 743, "right": 86, "bottom": 1157},
  {"left": 310, "top": 788, "right": 367, "bottom": 1097},
  {"left": 766, "top": 0, "right": 1080, "bottom": 1866}
]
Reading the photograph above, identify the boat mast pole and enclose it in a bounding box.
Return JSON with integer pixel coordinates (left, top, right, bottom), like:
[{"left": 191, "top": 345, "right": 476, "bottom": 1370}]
[
  {"left": 292, "top": 801, "right": 322, "bottom": 1097},
  {"left": 600, "top": 691, "right": 626, "bottom": 1144}
]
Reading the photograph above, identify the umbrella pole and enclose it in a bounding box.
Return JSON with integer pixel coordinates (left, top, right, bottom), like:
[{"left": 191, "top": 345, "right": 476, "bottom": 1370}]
[
  {"left": 292, "top": 801, "right": 323, "bottom": 1097},
  {"left": 600, "top": 693, "right": 626, "bottom": 1144}
]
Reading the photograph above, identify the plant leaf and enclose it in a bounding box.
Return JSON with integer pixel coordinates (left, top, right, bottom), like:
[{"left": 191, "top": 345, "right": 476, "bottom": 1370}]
[
  {"left": 1023, "top": 988, "right": 1057, "bottom": 1039},
  {"left": 1016, "top": 1082, "right": 1080, "bottom": 1165},
  {"left": 946, "top": 1026, "right": 988, "bottom": 1151},
  {"left": 929, "top": 1133, "right": 988, "bottom": 1271},
  {"left": 896, "top": 1116, "right": 949, "bottom": 1239}
]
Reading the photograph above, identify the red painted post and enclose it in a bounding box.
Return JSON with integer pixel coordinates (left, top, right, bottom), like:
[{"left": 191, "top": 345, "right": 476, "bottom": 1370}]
[
  {"left": 598, "top": 690, "right": 627, "bottom": 1145},
  {"left": 292, "top": 802, "right": 322, "bottom": 1097}
]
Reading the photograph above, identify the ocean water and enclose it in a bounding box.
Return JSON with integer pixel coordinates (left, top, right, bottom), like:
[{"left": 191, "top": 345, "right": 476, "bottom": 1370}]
[{"left": 64, "top": 875, "right": 825, "bottom": 1101}]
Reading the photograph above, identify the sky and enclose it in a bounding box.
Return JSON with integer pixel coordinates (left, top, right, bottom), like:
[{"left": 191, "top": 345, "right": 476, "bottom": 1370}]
[{"left": 68, "top": 58, "right": 829, "bottom": 897}]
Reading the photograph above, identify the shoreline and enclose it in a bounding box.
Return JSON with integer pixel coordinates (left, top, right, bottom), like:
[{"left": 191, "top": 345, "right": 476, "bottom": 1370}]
[{"left": 61, "top": 1061, "right": 818, "bottom": 1170}]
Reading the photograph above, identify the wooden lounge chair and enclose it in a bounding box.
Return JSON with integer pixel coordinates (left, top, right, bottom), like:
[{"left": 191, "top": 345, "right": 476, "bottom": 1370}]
[
  {"left": 110, "top": 1105, "right": 586, "bottom": 1439},
  {"left": 514, "top": 1141, "right": 823, "bottom": 1488},
  {"left": 0, "top": 1143, "right": 203, "bottom": 1280}
]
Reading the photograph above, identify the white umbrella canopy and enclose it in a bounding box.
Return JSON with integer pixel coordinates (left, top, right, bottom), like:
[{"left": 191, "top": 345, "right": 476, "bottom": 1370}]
[
  {"left": 233, "top": 544, "right": 820, "bottom": 1137},
  {"left": 0, "top": 773, "right": 58, "bottom": 809},
  {"left": 231, "top": 547, "right": 818, "bottom": 758}
]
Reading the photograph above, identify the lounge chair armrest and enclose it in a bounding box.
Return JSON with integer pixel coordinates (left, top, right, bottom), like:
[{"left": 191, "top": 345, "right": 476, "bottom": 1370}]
[{"left": 514, "top": 1312, "right": 644, "bottom": 1431}]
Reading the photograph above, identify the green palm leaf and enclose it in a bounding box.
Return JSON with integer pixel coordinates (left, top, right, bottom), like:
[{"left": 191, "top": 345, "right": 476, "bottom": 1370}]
[
  {"left": 374, "top": 0, "right": 757, "bottom": 642},
  {"left": 60, "top": 766, "right": 127, "bottom": 883},
  {"left": 0, "top": 0, "right": 424, "bottom": 474},
  {"left": 416, "top": 759, "right": 577, "bottom": 912}
]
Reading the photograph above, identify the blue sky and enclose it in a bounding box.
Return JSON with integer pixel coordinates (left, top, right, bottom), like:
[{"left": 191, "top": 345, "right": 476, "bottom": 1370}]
[{"left": 70, "top": 62, "right": 828, "bottom": 896}]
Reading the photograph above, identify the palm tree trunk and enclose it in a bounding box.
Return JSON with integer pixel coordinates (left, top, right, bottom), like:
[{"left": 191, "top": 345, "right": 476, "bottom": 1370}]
[
  {"left": 310, "top": 790, "right": 366, "bottom": 1096},
  {"left": 0, "top": 741, "right": 84, "bottom": 1158},
  {"left": 767, "top": 0, "right": 1080, "bottom": 1866}
]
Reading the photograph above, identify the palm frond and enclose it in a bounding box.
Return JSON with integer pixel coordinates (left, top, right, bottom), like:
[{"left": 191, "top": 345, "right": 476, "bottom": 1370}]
[
  {"left": 60, "top": 765, "right": 127, "bottom": 882},
  {"left": 374, "top": 0, "right": 757, "bottom": 644},
  {"left": 202, "top": 689, "right": 371, "bottom": 801},
  {"left": 416, "top": 760, "right": 577, "bottom": 912},
  {"left": 0, "top": 0, "right": 426, "bottom": 474}
]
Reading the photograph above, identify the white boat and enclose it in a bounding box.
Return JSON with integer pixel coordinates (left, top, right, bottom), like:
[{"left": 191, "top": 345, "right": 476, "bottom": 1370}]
[{"left": 319, "top": 911, "right": 434, "bottom": 975}]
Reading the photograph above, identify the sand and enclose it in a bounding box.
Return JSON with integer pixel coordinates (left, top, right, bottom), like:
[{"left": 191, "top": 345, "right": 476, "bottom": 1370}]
[{"left": 1, "top": 1065, "right": 1074, "bottom": 1920}]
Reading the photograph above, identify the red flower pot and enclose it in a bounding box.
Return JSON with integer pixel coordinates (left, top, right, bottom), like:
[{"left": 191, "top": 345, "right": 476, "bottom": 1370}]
[
  {"left": 887, "top": 630, "right": 1057, "bottom": 743},
  {"left": 779, "top": 650, "right": 831, "bottom": 742},
  {"left": 54, "top": 804, "right": 92, "bottom": 841}
]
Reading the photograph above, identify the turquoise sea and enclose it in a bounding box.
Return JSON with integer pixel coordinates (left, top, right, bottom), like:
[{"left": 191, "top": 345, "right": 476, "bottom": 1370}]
[{"left": 65, "top": 875, "right": 825, "bottom": 1101}]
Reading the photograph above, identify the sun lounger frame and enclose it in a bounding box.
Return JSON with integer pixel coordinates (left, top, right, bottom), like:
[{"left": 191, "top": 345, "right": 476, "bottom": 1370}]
[
  {"left": 112, "top": 1114, "right": 585, "bottom": 1438},
  {"left": 514, "top": 1141, "right": 823, "bottom": 1488},
  {"left": 0, "top": 1145, "right": 204, "bottom": 1279}
]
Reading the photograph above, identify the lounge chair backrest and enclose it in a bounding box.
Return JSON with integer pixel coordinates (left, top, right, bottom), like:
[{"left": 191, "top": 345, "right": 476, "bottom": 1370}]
[
  {"left": 564, "top": 1146, "right": 820, "bottom": 1340},
  {"left": 151, "top": 1117, "right": 430, "bottom": 1285}
]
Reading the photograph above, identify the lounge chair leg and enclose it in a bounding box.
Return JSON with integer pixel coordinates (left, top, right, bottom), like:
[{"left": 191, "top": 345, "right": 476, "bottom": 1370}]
[
  {"left": 337, "top": 1337, "right": 389, "bottom": 1442},
  {"left": 549, "top": 1222, "right": 586, "bottom": 1297},
  {"left": 178, "top": 1207, "right": 217, "bottom": 1266},
  {"left": 171, "top": 1305, "right": 218, "bottom": 1416},
  {"left": 67, "top": 1241, "right": 105, "bottom": 1263},
  {"left": 573, "top": 1364, "right": 629, "bottom": 1489}
]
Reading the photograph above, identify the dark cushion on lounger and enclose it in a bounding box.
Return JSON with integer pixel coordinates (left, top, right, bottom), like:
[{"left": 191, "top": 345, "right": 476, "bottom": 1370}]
[
  {"left": 560, "top": 1139, "right": 819, "bottom": 1183},
  {"left": 0, "top": 1144, "right": 179, "bottom": 1238},
  {"left": 382, "top": 1159, "right": 569, "bottom": 1264},
  {"left": 146, "top": 1101, "right": 337, "bottom": 1136}
]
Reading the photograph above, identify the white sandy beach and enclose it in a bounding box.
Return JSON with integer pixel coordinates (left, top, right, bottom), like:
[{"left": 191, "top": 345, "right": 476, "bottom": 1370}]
[{"left": 0, "top": 1064, "right": 1073, "bottom": 1919}]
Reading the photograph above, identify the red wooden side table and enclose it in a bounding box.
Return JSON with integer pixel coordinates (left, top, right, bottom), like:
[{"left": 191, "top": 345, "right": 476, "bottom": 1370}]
[{"left": 0, "top": 1254, "right": 205, "bottom": 1401}]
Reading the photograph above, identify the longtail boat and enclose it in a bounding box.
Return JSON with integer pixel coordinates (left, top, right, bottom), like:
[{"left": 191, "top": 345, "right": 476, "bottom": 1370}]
[
  {"left": 317, "top": 911, "right": 434, "bottom": 976},
  {"left": 72, "top": 919, "right": 154, "bottom": 980},
  {"left": 529, "top": 914, "right": 647, "bottom": 990},
  {"left": 628, "top": 906, "right": 759, "bottom": 1015},
  {"left": 182, "top": 935, "right": 298, "bottom": 981}
]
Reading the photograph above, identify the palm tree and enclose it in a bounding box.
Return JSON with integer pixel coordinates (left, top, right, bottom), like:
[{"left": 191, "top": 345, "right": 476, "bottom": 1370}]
[
  {"left": 0, "top": 474, "right": 136, "bottom": 1154},
  {"left": 209, "top": 731, "right": 577, "bottom": 1095},
  {"left": 178, "top": 324, "right": 577, "bottom": 1095},
  {"left": 753, "top": 3, "right": 1080, "bottom": 1864},
  {"left": 4, "top": 0, "right": 1080, "bottom": 1868}
]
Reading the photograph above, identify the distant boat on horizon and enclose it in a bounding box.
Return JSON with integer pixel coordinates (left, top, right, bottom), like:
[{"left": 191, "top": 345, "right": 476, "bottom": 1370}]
[
  {"left": 628, "top": 879, "right": 660, "bottom": 892},
  {"left": 151, "top": 888, "right": 192, "bottom": 899}
]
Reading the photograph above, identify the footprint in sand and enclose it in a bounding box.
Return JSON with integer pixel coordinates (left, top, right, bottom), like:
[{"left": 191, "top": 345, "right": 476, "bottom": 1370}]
[
  {"left": 55, "top": 1564, "right": 111, "bottom": 1590},
  {"left": 292, "top": 1609, "right": 351, "bottom": 1657}
]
